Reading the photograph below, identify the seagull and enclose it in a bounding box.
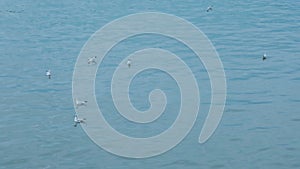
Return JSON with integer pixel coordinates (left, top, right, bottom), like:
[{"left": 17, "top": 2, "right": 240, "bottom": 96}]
[
  {"left": 73, "top": 115, "right": 86, "bottom": 127},
  {"left": 75, "top": 98, "right": 88, "bottom": 109},
  {"left": 46, "top": 70, "right": 51, "bottom": 79},
  {"left": 127, "top": 59, "right": 132, "bottom": 68},
  {"left": 88, "top": 56, "right": 97, "bottom": 64},
  {"left": 262, "top": 53, "right": 267, "bottom": 61},
  {"left": 206, "top": 5, "right": 213, "bottom": 12}
]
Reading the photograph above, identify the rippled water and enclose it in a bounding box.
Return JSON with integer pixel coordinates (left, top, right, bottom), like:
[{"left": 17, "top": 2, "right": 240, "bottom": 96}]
[{"left": 1, "top": 0, "right": 299, "bottom": 168}]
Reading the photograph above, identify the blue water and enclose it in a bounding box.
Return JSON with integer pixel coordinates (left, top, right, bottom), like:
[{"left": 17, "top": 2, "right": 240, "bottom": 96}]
[{"left": 1, "top": 0, "right": 300, "bottom": 168}]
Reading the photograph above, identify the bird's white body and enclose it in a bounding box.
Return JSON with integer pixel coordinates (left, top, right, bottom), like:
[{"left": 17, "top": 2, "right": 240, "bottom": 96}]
[
  {"left": 262, "top": 53, "right": 267, "bottom": 60},
  {"left": 88, "top": 56, "right": 97, "bottom": 64},
  {"left": 74, "top": 115, "right": 86, "bottom": 127},
  {"left": 206, "top": 6, "right": 213, "bottom": 12},
  {"left": 74, "top": 115, "right": 85, "bottom": 123},
  {"left": 46, "top": 70, "right": 51, "bottom": 79},
  {"left": 127, "top": 59, "right": 131, "bottom": 68},
  {"left": 75, "top": 98, "right": 87, "bottom": 108}
]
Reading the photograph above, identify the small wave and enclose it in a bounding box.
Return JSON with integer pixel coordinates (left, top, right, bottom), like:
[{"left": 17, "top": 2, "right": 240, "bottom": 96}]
[
  {"left": 210, "top": 164, "right": 226, "bottom": 169},
  {"left": 1, "top": 158, "right": 29, "bottom": 166},
  {"left": 256, "top": 147, "right": 271, "bottom": 153},
  {"left": 229, "top": 138, "right": 242, "bottom": 142},
  {"left": 291, "top": 118, "right": 300, "bottom": 122},
  {"left": 285, "top": 147, "right": 297, "bottom": 151},
  {"left": 248, "top": 126, "right": 272, "bottom": 131},
  {"left": 5, "top": 9, "right": 24, "bottom": 13},
  {"left": 159, "top": 159, "right": 199, "bottom": 168}
]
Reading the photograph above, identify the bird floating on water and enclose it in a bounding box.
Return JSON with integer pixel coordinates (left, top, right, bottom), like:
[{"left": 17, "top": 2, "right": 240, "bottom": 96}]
[
  {"left": 75, "top": 98, "right": 88, "bottom": 109},
  {"left": 262, "top": 53, "right": 267, "bottom": 61},
  {"left": 127, "top": 59, "right": 132, "bottom": 68},
  {"left": 46, "top": 70, "right": 51, "bottom": 79},
  {"left": 74, "top": 115, "right": 86, "bottom": 127},
  {"left": 88, "top": 56, "right": 97, "bottom": 64},
  {"left": 206, "top": 5, "right": 213, "bottom": 12}
]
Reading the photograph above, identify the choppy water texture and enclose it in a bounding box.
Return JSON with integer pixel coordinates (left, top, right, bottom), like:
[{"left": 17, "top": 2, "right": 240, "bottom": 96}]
[{"left": 1, "top": 0, "right": 300, "bottom": 169}]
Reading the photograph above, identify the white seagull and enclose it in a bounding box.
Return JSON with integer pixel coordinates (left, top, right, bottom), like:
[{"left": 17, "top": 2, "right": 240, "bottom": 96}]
[
  {"left": 127, "top": 59, "right": 132, "bottom": 68},
  {"left": 206, "top": 5, "right": 213, "bottom": 12},
  {"left": 262, "top": 53, "right": 267, "bottom": 61},
  {"left": 75, "top": 98, "right": 88, "bottom": 109},
  {"left": 46, "top": 70, "right": 51, "bottom": 79},
  {"left": 74, "top": 115, "right": 86, "bottom": 127},
  {"left": 88, "top": 56, "right": 97, "bottom": 64}
]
